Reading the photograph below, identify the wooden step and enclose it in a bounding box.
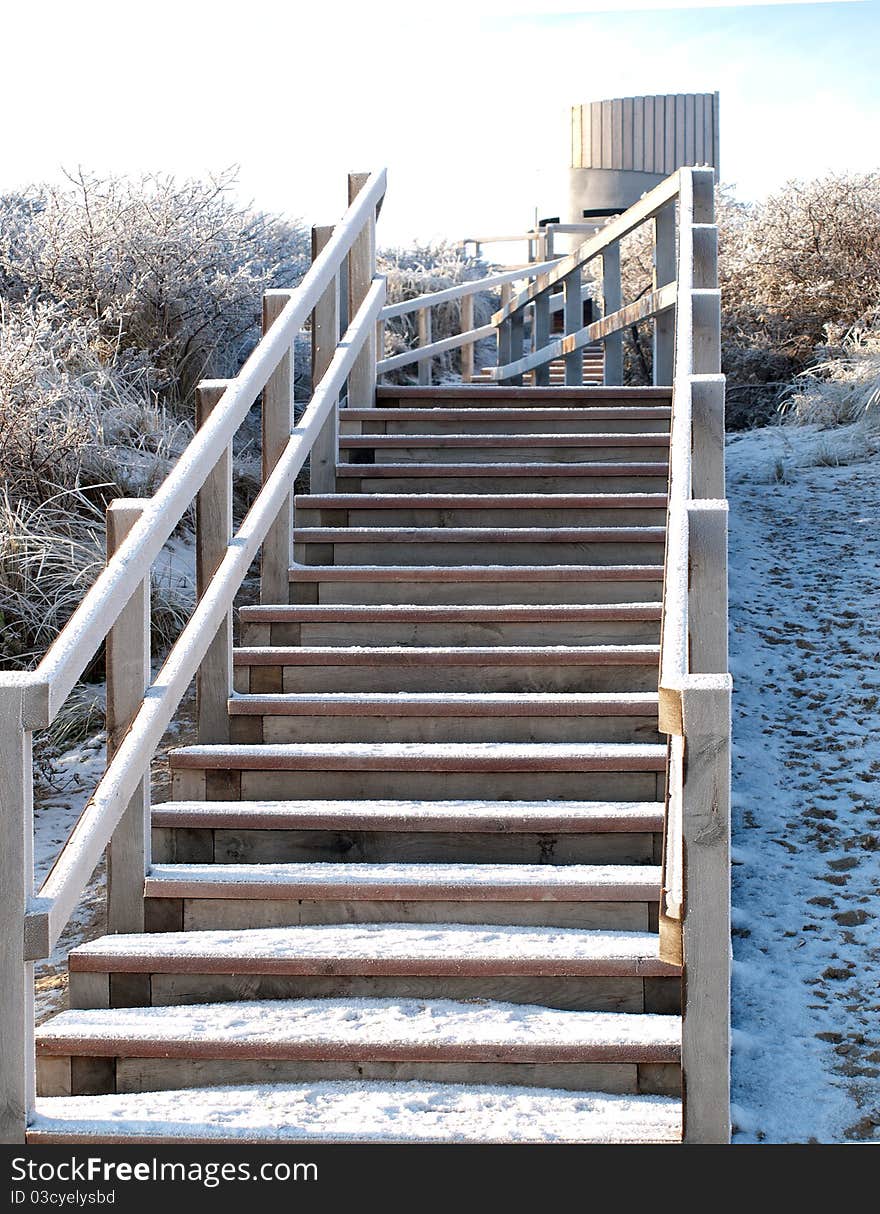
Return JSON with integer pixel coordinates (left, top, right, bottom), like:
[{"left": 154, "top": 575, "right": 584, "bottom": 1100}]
[
  {"left": 228, "top": 691, "right": 660, "bottom": 744},
  {"left": 335, "top": 463, "right": 669, "bottom": 493},
  {"left": 232, "top": 644, "right": 660, "bottom": 694},
  {"left": 142, "top": 862, "right": 662, "bottom": 930},
  {"left": 145, "top": 861, "right": 661, "bottom": 902},
  {"left": 293, "top": 492, "right": 669, "bottom": 529},
  {"left": 36, "top": 999, "right": 680, "bottom": 1098},
  {"left": 294, "top": 525, "right": 665, "bottom": 567},
  {"left": 67, "top": 923, "right": 679, "bottom": 1014},
  {"left": 374, "top": 386, "right": 672, "bottom": 404},
  {"left": 340, "top": 407, "right": 670, "bottom": 436},
  {"left": 152, "top": 798, "right": 664, "bottom": 868},
  {"left": 339, "top": 434, "right": 669, "bottom": 465},
  {"left": 239, "top": 602, "right": 662, "bottom": 646},
  {"left": 28, "top": 1081, "right": 682, "bottom": 1143},
  {"left": 289, "top": 564, "right": 664, "bottom": 606},
  {"left": 170, "top": 742, "right": 666, "bottom": 810}
]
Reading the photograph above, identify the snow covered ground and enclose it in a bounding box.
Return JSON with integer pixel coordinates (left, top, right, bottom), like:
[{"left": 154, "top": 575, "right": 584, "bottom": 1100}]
[{"left": 728, "top": 424, "right": 880, "bottom": 1143}]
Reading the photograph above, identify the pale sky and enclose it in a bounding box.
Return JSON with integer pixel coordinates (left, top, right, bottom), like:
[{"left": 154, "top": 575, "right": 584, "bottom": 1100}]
[{"left": 4, "top": 1, "right": 877, "bottom": 246}]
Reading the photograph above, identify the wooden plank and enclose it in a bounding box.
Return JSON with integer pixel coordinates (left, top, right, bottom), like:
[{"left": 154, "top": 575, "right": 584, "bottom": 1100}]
[
  {"left": 601, "top": 100, "right": 613, "bottom": 170},
  {"left": 687, "top": 502, "right": 728, "bottom": 674},
  {"left": 261, "top": 291, "right": 295, "bottom": 604},
  {"left": 655, "top": 95, "right": 667, "bottom": 175},
  {"left": 685, "top": 94, "right": 696, "bottom": 165},
  {"left": 378, "top": 323, "right": 495, "bottom": 375},
  {"left": 310, "top": 225, "right": 339, "bottom": 495},
  {"left": 642, "top": 96, "right": 654, "bottom": 174},
  {"left": 417, "top": 308, "right": 432, "bottom": 386},
  {"left": 680, "top": 682, "right": 731, "bottom": 1144},
  {"left": 380, "top": 262, "right": 557, "bottom": 321},
  {"left": 691, "top": 376, "right": 725, "bottom": 498},
  {"left": 591, "top": 101, "right": 602, "bottom": 171},
  {"left": 602, "top": 242, "right": 623, "bottom": 387},
  {"left": 347, "top": 172, "right": 377, "bottom": 407},
  {"left": 653, "top": 203, "right": 676, "bottom": 386},
  {"left": 461, "top": 294, "right": 475, "bottom": 383},
  {"left": 572, "top": 104, "right": 583, "bottom": 168},
  {"left": 664, "top": 96, "right": 675, "bottom": 175},
  {"left": 563, "top": 268, "right": 584, "bottom": 386},
  {"left": 674, "top": 95, "right": 686, "bottom": 168},
  {"left": 632, "top": 96, "right": 645, "bottom": 173},
  {"left": 0, "top": 678, "right": 34, "bottom": 1142},
  {"left": 622, "top": 97, "right": 634, "bottom": 171},
  {"left": 106, "top": 500, "right": 151, "bottom": 934},
  {"left": 712, "top": 92, "right": 720, "bottom": 179},
  {"left": 533, "top": 293, "right": 551, "bottom": 387},
  {"left": 612, "top": 98, "right": 624, "bottom": 169}
]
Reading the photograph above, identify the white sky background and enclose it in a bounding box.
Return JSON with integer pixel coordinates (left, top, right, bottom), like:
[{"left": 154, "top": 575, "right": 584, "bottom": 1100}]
[{"left": 3, "top": 0, "right": 876, "bottom": 246}]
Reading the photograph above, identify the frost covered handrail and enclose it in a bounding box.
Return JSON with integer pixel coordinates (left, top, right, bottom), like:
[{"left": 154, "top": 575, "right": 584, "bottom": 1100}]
[{"left": 0, "top": 169, "right": 387, "bottom": 1127}]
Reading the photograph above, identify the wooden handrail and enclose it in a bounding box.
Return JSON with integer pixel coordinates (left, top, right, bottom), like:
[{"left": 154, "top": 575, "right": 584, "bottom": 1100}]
[
  {"left": 27, "top": 169, "right": 387, "bottom": 729},
  {"left": 379, "top": 260, "right": 558, "bottom": 321}
]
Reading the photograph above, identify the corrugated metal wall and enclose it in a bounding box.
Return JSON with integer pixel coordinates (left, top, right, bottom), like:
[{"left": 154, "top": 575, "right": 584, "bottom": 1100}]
[{"left": 571, "top": 94, "right": 719, "bottom": 175}]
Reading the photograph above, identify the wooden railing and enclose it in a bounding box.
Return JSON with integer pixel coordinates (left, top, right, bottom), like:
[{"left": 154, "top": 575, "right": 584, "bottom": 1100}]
[
  {"left": 0, "top": 169, "right": 386, "bottom": 1143},
  {"left": 0, "top": 165, "right": 729, "bottom": 1147}
]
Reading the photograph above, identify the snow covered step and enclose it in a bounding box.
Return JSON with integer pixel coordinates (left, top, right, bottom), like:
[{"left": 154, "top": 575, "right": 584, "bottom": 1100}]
[
  {"left": 289, "top": 563, "right": 664, "bottom": 606},
  {"left": 152, "top": 798, "right": 664, "bottom": 868},
  {"left": 239, "top": 601, "right": 662, "bottom": 647},
  {"left": 143, "top": 861, "right": 662, "bottom": 932},
  {"left": 67, "top": 924, "right": 679, "bottom": 1012},
  {"left": 339, "top": 433, "right": 670, "bottom": 466},
  {"left": 293, "top": 492, "right": 668, "bottom": 528},
  {"left": 228, "top": 691, "right": 660, "bottom": 744},
  {"left": 374, "top": 385, "right": 672, "bottom": 406},
  {"left": 145, "top": 860, "right": 661, "bottom": 901},
  {"left": 335, "top": 462, "right": 670, "bottom": 494},
  {"left": 339, "top": 406, "right": 670, "bottom": 435},
  {"left": 28, "top": 1081, "right": 682, "bottom": 1144},
  {"left": 232, "top": 644, "right": 660, "bottom": 695},
  {"left": 36, "top": 999, "right": 680, "bottom": 1098},
  {"left": 169, "top": 742, "right": 667, "bottom": 805},
  {"left": 294, "top": 525, "right": 665, "bottom": 567}
]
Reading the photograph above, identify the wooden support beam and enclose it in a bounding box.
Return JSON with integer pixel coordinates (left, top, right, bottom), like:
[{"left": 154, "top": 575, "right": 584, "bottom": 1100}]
[
  {"left": 460, "top": 294, "right": 474, "bottom": 383},
  {"left": 261, "top": 292, "right": 295, "bottom": 604},
  {"left": 653, "top": 202, "right": 676, "bottom": 385},
  {"left": 106, "top": 499, "right": 152, "bottom": 931},
  {"left": 0, "top": 677, "right": 34, "bottom": 1143},
  {"left": 310, "top": 225, "right": 339, "bottom": 495},
  {"left": 507, "top": 310, "right": 524, "bottom": 387},
  {"left": 347, "top": 172, "right": 377, "bottom": 407},
  {"left": 602, "top": 242, "right": 623, "bottom": 386},
  {"left": 680, "top": 680, "right": 731, "bottom": 1144},
  {"left": 563, "top": 268, "right": 583, "bottom": 386},
  {"left": 418, "top": 307, "right": 432, "bottom": 386},
  {"left": 688, "top": 501, "right": 728, "bottom": 675},
  {"left": 533, "top": 292, "right": 551, "bottom": 387},
  {"left": 195, "top": 383, "right": 233, "bottom": 743},
  {"left": 691, "top": 376, "right": 725, "bottom": 499}
]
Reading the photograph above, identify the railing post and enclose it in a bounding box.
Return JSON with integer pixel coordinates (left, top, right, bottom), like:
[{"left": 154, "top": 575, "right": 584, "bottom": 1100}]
[
  {"left": 106, "top": 500, "right": 152, "bottom": 931},
  {"left": 533, "top": 291, "right": 551, "bottom": 387},
  {"left": 310, "top": 225, "right": 340, "bottom": 495},
  {"left": 691, "top": 376, "right": 726, "bottom": 499},
  {"left": 347, "top": 172, "right": 378, "bottom": 407},
  {"left": 602, "top": 241, "right": 623, "bottom": 385},
  {"left": 563, "top": 267, "right": 584, "bottom": 386},
  {"left": 0, "top": 676, "right": 35, "bottom": 1143},
  {"left": 653, "top": 202, "right": 676, "bottom": 385},
  {"left": 261, "top": 292, "right": 295, "bottom": 604},
  {"left": 417, "top": 307, "right": 432, "bottom": 386},
  {"left": 461, "top": 294, "right": 474, "bottom": 383},
  {"left": 508, "top": 310, "right": 524, "bottom": 387},
  {"left": 195, "top": 383, "right": 233, "bottom": 739}
]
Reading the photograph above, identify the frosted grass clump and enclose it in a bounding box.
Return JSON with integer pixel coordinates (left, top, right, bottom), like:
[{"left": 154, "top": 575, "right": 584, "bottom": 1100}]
[{"left": 783, "top": 327, "right": 880, "bottom": 431}]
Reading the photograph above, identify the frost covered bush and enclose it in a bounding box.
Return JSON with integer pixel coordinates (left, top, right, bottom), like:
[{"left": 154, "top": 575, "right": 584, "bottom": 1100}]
[
  {"left": 782, "top": 327, "right": 880, "bottom": 432},
  {"left": 0, "top": 170, "right": 309, "bottom": 402},
  {"left": 379, "top": 243, "right": 495, "bottom": 380}
]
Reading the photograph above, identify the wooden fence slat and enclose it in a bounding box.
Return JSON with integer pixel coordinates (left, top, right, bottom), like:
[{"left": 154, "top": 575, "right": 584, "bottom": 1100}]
[
  {"left": 310, "top": 225, "right": 339, "bottom": 495},
  {"left": 261, "top": 292, "right": 295, "bottom": 604}
]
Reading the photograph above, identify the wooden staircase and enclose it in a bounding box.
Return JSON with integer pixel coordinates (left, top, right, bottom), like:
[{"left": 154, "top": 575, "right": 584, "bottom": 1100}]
[{"left": 32, "top": 384, "right": 685, "bottom": 1144}]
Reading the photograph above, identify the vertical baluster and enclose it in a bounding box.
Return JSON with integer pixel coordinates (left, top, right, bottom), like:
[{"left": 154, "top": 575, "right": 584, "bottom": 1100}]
[
  {"left": 0, "top": 675, "right": 35, "bottom": 1142},
  {"left": 460, "top": 294, "right": 474, "bottom": 383},
  {"left": 310, "top": 225, "right": 340, "bottom": 495},
  {"left": 347, "top": 172, "right": 378, "bottom": 407},
  {"left": 261, "top": 292, "right": 295, "bottom": 605},
  {"left": 106, "top": 499, "right": 153, "bottom": 930},
  {"left": 195, "top": 383, "right": 233, "bottom": 740},
  {"left": 508, "top": 310, "right": 524, "bottom": 387},
  {"left": 418, "top": 307, "right": 432, "bottom": 386},
  {"left": 563, "top": 266, "right": 584, "bottom": 386},
  {"left": 534, "top": 289, "right": 551, "bottom": 387},
  {"left": 602, "top": 241, "right": 623, "bottom": 385},
  {"left": 653, "top": 202, "right": 676, "bottom": 385}
]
